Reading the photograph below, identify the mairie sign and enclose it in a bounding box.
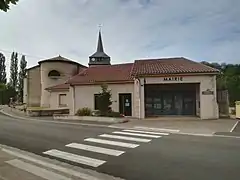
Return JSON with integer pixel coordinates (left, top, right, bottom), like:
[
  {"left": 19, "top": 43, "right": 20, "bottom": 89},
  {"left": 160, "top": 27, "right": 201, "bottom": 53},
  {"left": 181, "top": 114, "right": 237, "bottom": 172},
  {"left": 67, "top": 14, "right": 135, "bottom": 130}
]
[{"left": 163, "top": 77, "right": 183, "bottom": 81}]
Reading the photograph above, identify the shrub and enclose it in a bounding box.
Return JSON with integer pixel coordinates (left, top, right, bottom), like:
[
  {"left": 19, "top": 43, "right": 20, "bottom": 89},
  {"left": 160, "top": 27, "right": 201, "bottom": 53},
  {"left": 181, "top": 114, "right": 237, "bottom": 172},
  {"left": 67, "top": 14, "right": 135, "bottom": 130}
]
[
  {"left": 76, "top": 107, "right": 92, "bottom": 116},
  {"left": 98, "top": 84, "right": 112, "bottom": 114}
]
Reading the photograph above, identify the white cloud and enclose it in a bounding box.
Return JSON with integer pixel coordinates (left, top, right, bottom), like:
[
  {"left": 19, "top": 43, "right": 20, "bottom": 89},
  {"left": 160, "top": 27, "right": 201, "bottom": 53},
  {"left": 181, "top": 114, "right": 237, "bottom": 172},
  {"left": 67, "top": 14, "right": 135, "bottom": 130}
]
[{"left": 0, "top": 0, "right": 240, "bottom": 76}]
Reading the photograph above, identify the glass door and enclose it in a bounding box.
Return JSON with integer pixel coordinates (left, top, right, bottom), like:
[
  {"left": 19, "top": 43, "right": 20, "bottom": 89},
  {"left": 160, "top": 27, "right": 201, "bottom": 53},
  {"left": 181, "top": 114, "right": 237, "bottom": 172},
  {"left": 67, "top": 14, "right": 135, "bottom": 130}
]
[
  {"left": 182, "top": 92, "right": 196, "bottom": 115},
  {"left": 162, "top": 93, "right": 174, "bottom": 115}
]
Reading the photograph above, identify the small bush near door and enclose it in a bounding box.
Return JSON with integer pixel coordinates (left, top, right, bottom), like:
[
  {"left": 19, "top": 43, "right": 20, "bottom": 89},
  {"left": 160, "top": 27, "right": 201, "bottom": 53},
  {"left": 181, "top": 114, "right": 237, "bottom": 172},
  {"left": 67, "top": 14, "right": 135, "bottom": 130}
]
[{"left": 76, "top": 107, "right": 92, "bottom": 116}]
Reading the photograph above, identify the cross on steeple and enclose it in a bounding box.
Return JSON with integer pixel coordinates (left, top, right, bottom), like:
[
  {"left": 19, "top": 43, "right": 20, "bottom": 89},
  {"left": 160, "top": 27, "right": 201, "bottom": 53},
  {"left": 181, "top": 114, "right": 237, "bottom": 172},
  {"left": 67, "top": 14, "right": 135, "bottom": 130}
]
[{"left": 98, "top": 24, "right": 103, "bottom": 31}]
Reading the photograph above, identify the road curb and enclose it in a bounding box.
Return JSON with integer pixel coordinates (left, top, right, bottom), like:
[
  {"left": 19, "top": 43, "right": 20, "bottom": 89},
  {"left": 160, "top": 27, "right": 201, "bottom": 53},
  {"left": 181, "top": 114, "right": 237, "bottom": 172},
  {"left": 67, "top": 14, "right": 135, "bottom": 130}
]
[
  {"left": 0, "top": 109, "right": 39, "bottom": 121},
  {"left": 0, "top": 109, "right": 125, "bottom": 128},
  {"left": 0, "top": 144, "right": 123, "bottom": 180}
]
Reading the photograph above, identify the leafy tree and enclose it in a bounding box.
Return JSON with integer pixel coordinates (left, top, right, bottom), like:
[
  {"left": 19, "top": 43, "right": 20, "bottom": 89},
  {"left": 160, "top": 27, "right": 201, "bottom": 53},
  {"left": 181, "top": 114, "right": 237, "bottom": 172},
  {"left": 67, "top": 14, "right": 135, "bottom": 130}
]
[
  {"left": 0, "top": 83, "right": 16, "bottom": 104},
  {"left": 201, "top": 61, "right": 240, "bottom": 106},
  {"left": 9, "top": 52, "right": 18, "bottom": 97},
  {"left": 98, "top": 84, "right": 112, "bottom": 114},
  {"left": 0, "top": 0, "right": 19, "bottom": 12},
  {"left": 0, "top": 83, "right": 7, "bottom": 104},
  {"left": 0, "top": 53, "right": 7, "bottom": 84},
  {"left": 18, "top": 55, "right": 27, "bottom": 102}
]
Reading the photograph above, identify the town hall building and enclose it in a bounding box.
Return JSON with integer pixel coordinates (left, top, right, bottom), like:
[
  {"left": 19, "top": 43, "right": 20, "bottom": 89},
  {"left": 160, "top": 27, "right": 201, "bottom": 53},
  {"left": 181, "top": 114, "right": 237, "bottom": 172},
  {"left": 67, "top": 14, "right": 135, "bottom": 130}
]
[{"left": 24, "top": 31, "right": 220, "bottom": 120}]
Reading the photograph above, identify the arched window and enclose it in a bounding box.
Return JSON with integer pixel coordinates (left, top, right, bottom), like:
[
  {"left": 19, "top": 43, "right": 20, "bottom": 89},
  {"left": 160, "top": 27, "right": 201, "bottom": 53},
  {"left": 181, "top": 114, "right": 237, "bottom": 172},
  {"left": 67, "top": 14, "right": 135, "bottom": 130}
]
[{"left": 48, "top": 70, "right": 60, "bottom": 78}]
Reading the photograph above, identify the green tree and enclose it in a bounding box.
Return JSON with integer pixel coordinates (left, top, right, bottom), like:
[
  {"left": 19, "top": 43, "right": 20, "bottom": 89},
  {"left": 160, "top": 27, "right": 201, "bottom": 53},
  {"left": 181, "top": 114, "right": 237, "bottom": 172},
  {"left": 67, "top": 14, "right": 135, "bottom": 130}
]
[
  {"left": 202, "top": 61, "right": 240, "bottom": 106},
  {"left": 0, "top": 53, "right": 7, "bottom": 84},
  {"left": 0, "top": 83, "right": 16, "bottom": 104},
  {"left": 18, "top": 55, "right": 27, "bottom": 102},
  {"left": 0, "top": 83, "right": 7, "bottom": 104},
  {"left": 98, "top": 84, "right": 112, "bottom": 114},
  {"left": 9, "top": 52, "right": 18, "bottom": 98},
  {"left": 0, "top": 0, "right": 19, "bottom": 12}
]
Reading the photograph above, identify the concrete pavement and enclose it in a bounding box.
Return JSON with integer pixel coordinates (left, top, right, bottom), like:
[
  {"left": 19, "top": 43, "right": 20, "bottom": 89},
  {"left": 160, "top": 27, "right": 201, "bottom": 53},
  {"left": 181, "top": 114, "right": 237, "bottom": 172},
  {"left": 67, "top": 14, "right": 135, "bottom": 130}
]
[
  {"left": 0, "top": 113, "right": 240, "bottom": 180},
  {"left": 0, "top": 145, "right": 122, "bottom": 180},
  {"left": 110, "top": 118, "right": 238, "bottom": 135}
]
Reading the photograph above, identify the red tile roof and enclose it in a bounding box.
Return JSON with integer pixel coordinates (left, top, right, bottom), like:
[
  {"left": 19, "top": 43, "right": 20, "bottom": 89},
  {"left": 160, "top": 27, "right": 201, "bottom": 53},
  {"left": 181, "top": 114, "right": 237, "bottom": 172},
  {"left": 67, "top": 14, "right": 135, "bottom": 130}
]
[
  {"left": 66, "top": 63, "right": 134, "bottom": 85},
  {"left": 45, "top": 83, "right": 70, "bottom": 91},
  {"left": 131, "top": 57, "right": 219, "bottom": 76},
  {"left": 47, "top": 57, "right": 219, "bottom": 88}
]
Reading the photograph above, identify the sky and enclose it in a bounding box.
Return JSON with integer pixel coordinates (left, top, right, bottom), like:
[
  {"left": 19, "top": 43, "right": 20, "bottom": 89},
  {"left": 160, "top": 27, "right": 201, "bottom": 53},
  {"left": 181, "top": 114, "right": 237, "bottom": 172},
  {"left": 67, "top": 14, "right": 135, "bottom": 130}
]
[{"left": 0, "top": 0, "right": 240, "bottom": 74}]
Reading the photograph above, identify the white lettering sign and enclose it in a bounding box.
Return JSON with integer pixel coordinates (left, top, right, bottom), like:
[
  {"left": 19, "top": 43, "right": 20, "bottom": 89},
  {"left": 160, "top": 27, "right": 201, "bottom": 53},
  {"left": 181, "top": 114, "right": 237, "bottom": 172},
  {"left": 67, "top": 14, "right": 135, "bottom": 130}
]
[{"left": 163, "top": 77, "right": 183, "bottom": 81}]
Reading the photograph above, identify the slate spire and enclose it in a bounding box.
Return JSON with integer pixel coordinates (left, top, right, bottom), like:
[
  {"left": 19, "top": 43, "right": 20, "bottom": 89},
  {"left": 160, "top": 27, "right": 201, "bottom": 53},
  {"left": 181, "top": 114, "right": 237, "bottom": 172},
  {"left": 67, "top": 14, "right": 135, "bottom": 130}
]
[
  {"left": 97, "top": 30, "right": 104, "bottom": 52},
  {"left": 89, "top": 29, "right": 111, "bottom": 66}
]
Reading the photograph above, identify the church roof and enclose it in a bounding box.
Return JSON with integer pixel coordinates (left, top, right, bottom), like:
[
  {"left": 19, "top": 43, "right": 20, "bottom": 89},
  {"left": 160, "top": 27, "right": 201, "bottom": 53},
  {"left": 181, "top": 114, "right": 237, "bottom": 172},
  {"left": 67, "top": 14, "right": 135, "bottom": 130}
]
[
  {"left": 45, "top": 83, "right": 70, "bottom": 91},
  {"left": 47, "top": 57, "right": 219, "bottom": 90},
  {"left": 38, "top": 55, "right": 86, "bottom": 67},
  {"left": 66, "top": 63, "right": 134, "bottom": 85}
]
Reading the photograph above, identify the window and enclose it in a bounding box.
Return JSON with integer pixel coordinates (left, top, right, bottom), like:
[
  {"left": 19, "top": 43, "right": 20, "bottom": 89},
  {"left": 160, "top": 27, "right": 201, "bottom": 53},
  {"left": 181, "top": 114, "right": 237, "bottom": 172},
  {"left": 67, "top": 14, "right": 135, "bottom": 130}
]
[
  {"left": 48, "top": 70, "right": 60, "bottom": 78},
  {"left": 59, "top": 94, "right": 67, "bottom": 107},
  {"left": 94, "top": 94, "right": 101, "bottom": 110}
]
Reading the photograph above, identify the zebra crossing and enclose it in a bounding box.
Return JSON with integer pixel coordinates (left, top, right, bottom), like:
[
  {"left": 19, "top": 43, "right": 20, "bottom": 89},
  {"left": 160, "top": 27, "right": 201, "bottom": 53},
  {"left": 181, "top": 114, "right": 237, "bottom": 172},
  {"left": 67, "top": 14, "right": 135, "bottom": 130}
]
[{"left": 43, "top": 129, "right": 170, "bottom": 168}]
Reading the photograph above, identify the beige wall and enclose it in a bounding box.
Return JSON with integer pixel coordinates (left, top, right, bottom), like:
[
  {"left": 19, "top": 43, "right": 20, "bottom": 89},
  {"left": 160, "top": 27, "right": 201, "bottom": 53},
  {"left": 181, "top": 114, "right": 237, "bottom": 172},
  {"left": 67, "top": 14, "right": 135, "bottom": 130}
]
[
  {"left": 23, "top": 77, "right": 28, "bottom": 104},
  {"left": 26, "top": 66, "right": 41, "bottom": 107},
  {"left": 49, "top": 91, "right": 69, "bottom": 109},
  {"left": 70, "top": 83, "right": 134, "bottom": 116},
  {"left": 40, "top": 62, "right": 80, "bottom": 107},
  {"left": 136, "top": 75, "right": 219, "bottom": 120}
]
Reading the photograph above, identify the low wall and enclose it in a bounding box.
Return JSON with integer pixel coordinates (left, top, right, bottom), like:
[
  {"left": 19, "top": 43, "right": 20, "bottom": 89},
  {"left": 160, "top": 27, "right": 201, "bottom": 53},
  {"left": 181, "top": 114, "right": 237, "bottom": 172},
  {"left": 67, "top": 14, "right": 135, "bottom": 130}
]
[{"left": 53, "top": 114, "right": 128, "bottom": 123}]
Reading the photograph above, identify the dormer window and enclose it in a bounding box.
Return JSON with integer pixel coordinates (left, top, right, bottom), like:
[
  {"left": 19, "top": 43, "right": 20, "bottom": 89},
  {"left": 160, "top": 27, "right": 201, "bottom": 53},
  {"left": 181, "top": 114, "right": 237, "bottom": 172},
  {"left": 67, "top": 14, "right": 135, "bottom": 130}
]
[{"left": 48, "top": 70, "right": 60, "bottom": 79}]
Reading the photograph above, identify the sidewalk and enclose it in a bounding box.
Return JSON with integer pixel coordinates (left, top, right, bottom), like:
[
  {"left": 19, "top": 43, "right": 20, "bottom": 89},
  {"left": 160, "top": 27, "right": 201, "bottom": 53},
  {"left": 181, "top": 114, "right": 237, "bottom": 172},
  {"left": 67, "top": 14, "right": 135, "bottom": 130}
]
[
  {"left": 0, "top": 105, "right": 54, "bottom": 121},
  {"left": 0, "top": 106, "right": 115, "bottom": 126},
  {"left": 110, "top": 118, "right": 239, "bottom": 135},
  {"left": 1, "top": 105, "right": 238, "bottom": 135},
  {"left": 0, "top": 144, "right": 123, "bottom": 180}
]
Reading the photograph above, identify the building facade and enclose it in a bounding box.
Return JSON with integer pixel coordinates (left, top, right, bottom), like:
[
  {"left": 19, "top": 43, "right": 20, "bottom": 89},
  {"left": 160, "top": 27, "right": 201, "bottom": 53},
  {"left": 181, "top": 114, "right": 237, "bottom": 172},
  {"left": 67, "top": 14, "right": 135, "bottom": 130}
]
[{"left": 24, "top": 31, "right": 219, "bottom": 120}]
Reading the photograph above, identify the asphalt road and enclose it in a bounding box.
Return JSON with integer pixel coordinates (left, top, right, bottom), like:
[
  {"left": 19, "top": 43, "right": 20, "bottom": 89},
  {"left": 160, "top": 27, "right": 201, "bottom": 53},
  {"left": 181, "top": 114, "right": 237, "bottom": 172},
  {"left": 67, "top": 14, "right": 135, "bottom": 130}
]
[{"left": 0, "top": 113, "right": 240, "bottom": 180}]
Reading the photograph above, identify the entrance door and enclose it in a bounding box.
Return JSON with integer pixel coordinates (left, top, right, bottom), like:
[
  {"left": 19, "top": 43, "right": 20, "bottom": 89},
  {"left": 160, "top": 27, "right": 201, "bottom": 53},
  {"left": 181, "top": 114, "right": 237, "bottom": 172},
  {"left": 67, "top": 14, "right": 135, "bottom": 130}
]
[{"left": 119, "top": 93, "right": 132, "bottom": 116}]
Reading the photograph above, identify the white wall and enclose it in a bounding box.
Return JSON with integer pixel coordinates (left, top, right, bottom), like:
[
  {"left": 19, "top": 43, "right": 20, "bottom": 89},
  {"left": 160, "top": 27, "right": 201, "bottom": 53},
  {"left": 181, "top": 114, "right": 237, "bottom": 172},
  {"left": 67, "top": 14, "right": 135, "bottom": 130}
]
[
  {"left": 49, "top": 91, "right": 69, "bottom": 109},
  {"left": 137, "top": 75, "right": 218, "bottom": 120},
  {"left": 40, "top": 62, "right": 79, "bottom": 107},
  {"left": 23, "top": 78, "right": 28, "bottom": 104},
  {"left": 71, "top": 83, "right": 134, "bottom": 116},
  {"left": 26, "top": 66, "right": 41, "bottom": 106}
]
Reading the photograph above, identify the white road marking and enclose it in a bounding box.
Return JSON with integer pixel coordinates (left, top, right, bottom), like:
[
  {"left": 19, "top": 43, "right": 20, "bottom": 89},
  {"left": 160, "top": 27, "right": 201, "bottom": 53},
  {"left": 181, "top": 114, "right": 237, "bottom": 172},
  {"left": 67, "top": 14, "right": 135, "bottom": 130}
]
[
  {"left": 43, "top": 149, "right": 105, "bottom": 167},
  {"left": 134, "top": 126, "right": 180, "bottom": 133},
  {"left": 2, "top": 148, "right": 103, "bottom": 180},
  {"left": 230, "top": 121, "right": 239, "bottom": 132},
  {"left": 99, "top": 134, "right": 152, "bottom": 142},
  {"left": 84, "top": 138, "right": 139, "bottom": 148},
  {"left": 113, "top": 131, "right": 161, "bottom": 138},
  {"left": 123, "top": 129, "right": 169, "bottom": 136},
  {"left": 213, "top": 134, "right": 240, "bottom": 139},
  {"left": 6, "top": 159, "right": 71, "bottom": 180},
  {"left": 177, "top": 132, "right": 213, "bottom": 137},
  {"left": 66, "top": 143, "right": 124, "bottom": 156}
]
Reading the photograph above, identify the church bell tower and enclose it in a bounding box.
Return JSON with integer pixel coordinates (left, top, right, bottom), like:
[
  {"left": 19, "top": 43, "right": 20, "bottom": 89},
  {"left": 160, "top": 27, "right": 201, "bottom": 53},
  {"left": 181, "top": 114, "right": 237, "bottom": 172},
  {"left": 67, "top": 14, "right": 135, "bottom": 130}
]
[{"left": 89, "top": 30, "right": 111, "bottom": 66}]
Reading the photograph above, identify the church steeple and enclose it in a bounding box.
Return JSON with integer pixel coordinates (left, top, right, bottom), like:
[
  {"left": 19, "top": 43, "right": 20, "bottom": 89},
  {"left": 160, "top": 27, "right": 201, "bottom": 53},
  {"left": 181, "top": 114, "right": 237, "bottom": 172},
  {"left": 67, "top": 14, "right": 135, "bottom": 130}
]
[
  {"left": 89, "top": 30, "right": 111, "bottom": 66},
  {"left": 97, "top": 31, "right": 104, "bottom": 52}
]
